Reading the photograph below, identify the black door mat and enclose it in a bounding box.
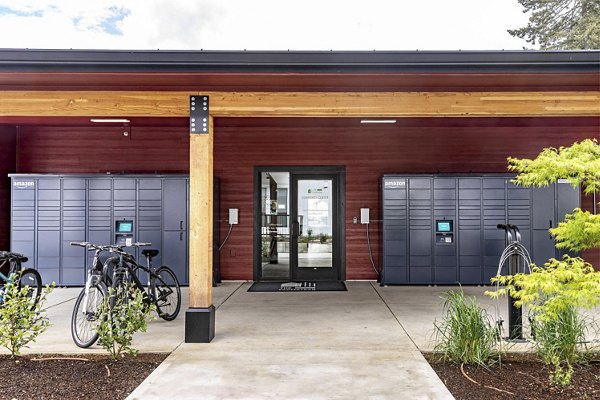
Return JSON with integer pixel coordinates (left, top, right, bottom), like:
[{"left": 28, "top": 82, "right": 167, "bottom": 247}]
[{"left": 248, "top": 281, "right": 347, "bottom": 292}]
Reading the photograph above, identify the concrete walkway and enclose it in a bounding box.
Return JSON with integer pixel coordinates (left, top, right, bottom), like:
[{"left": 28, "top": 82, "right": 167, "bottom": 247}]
[
  {"left": 5, "top": 281, "right": 525, "bottom": 399},
  {"left": 127, "top": 281, "right": 454, "bottom": 400}
]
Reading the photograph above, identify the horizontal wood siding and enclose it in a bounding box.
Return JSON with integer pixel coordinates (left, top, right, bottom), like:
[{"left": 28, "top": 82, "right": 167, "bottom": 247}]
[
  {"left": 16, "top": 126, "right": 189, "bottom": 173},
  {"left": 214, "top": 122, "right": 600, "bottom": 279},
  {"left": 0, "top": 126, "right": 16, "bottom": 250},
  {"left": 6, "top": 118, "right": 599, "bottom": 279}
]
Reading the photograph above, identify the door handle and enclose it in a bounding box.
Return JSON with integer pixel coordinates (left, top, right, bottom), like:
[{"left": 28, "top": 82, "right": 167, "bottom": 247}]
[
  {"left": 180, "top": 231, "right": 183, "bottom": 241},
  {"left": 180, "top": 221, "right": 183, "bottom": 230},
  {"left": 292, "top": 221, "right": 300, "bottom": 238}
]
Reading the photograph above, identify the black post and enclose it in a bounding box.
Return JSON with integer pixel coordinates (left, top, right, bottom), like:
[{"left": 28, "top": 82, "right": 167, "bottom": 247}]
[{"left": 508, "top": 245, "right": 523, "bottom": 340}]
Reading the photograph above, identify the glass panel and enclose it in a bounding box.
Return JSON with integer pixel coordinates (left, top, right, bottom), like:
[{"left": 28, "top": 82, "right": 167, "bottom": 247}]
[
  {"left": 260, "top": 172, "right": 290, "bottom": 279},
  {"left": 297, "top": 179, "right": 333, "bottom": 269}
]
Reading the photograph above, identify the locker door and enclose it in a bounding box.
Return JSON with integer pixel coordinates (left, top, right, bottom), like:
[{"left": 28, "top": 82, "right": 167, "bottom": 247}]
[
  {"left": 433, "top": 178, "right": 457, "bottom": 284},
  {"left": 11, "top": 179, "right": 36, "bottom": 267},
  {"left": 532, "top": 186, "right": 555, "bottom": 267},
  {"left": 482, "top": 178, "right": 507, "bottom": 283},
  {"left": 163, "top": 180, "right": 187, "bottom": 231},
  {"left": 556, "top": 181, "right": 580, "bottom": 259},
  {"left": 382, "top": 177, "right": 408, "bottom": 284},
  {"left": 87, "top": 179, "right": 112, "bottom": 269},
  {"left": 507, "top": 183, "right": 532, "bottom": 261},
  {"left": 163, "top": 230, "right": 187, "bottom": 284},
  {"left": 36, "top": 179, "right": 61, "bottom": 284},
  {"left": 458, "top": 178, "right": 482, "bottom": 284},
  {"left": 163, "top": 178, "right": 188, "bottom": 284},
  {"left": 408, "top": 178, "right": 433, "bottom": 284},
  {"left": 61, "top": 178, "right": 87, "bottom": 285}
]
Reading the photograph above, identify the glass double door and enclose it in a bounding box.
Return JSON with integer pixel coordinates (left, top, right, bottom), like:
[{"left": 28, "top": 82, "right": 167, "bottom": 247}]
[{"left": 259, "top": 171, "right": 339, "bottom": 281}]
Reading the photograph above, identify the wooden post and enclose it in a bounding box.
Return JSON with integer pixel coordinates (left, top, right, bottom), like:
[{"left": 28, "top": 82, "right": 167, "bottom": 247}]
[{"left": 185, "top": 115, "right": 216, "bottom": 343}]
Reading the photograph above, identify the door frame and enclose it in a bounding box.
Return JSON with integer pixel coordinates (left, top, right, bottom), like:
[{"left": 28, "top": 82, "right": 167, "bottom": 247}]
[{"left": 253, "top": 166, "right": 346, "bottom": 282}]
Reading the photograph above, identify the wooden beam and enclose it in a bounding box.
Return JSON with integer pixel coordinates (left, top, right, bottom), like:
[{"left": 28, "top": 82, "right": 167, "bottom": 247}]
[
  {"left": 0, "top": 91, "right": 598, "bottom": 117},
  {"left": 188, "top": 116, "right": 213, "bottom": 308}
]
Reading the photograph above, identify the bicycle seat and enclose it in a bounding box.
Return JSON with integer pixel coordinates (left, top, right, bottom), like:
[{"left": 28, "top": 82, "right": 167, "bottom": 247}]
[
  {"left": 141, "top": 249, "right": 159, "bottom": 259},
  {"left": 17, "top": 256, "right": 28, "bottom": 263}
]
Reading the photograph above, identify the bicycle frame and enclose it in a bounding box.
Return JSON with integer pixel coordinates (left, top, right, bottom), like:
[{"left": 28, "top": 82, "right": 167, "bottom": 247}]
[
  {"left": 81, "top": 247, "right": 111, "bottom": 315},
  {"left": 0, "top": 256, "right": 21, "bottom": 303},
  {"left": 112, "top": 252, "right": 158, "bottom": 305}
]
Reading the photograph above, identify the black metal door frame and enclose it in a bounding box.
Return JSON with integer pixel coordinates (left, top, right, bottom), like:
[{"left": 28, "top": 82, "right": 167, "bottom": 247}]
[{"left": 253, "top": 166, "right": 346, "bottom": 282}]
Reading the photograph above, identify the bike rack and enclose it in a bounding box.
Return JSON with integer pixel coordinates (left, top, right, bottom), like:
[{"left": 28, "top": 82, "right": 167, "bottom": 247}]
[{"left": 495, "top": 224, "right": 532, "bottom": 340}]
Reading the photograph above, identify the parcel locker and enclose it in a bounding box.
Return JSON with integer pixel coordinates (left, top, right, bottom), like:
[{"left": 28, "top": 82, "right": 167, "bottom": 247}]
[
  {"left": 381, "top": 175, "right": 580, "bottom": 285},
  {"left": 10, "top": 174, "right": 192, "bottom": 286}
]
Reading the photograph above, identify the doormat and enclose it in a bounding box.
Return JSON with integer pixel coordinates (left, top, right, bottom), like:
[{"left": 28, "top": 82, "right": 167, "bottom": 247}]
[{"left": 247, "top": 281, "right": 347, "bottom": 292}]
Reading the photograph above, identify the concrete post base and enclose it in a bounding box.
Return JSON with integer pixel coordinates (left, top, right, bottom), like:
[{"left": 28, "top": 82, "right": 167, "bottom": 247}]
[{"left": 185, "top": 306, "right": 216, "bottom": 343}]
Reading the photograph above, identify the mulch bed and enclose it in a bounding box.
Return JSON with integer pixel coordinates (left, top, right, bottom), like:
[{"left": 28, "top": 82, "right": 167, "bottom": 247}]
[
  {"left": 0, "top": 353, "right": 167, "bottom": 400},
  {"left": 425, "top": 353, "right": 600, "bottom": 400}
]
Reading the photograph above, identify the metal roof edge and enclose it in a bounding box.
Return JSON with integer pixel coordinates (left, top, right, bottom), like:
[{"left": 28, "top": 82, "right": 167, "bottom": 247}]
[{"left": 0, "top": 49, "right": 597, "bottom": 73}]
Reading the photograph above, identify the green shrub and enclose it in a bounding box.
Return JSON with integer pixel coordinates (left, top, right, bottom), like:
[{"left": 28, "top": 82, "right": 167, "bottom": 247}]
[
  {"left": 0, "top": 272, "right": 54, "bottom": 358},
  {"left": 530, "top": 305, "right": 593, "bottom": 386},
  {"left": 433, "top": 290, "right": 500, "bottom": 366},
  {"left": 97, "top": 282, "right": 155, "bottom": 360},
  {"left": 489, "top": 256, "right": 600, "bottom": 386}
]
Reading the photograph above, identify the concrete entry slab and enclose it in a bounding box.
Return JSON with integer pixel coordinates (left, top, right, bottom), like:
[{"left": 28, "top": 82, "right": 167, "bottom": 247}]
[
  {"left": 1, "top": 282, "right": 243, "bottom": 355},
  {"left": 128, "top": 281, "right": 453, "bottom": 400}
]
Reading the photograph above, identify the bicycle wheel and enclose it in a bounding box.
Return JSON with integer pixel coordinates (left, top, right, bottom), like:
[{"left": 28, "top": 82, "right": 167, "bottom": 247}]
[
  {"left": 71, "top": 282, "right": 107, "bottom": 348},
  {"left": 19, "top": 268, "right": 42, "bottom": 310},
  {"left": 152, "top": 266, "right": 181, "bottom": 321}
]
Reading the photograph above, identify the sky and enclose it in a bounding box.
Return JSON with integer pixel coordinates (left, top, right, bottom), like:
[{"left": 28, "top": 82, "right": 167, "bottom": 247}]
[{"left": 0, "top": 0, "right": 533, "bottom": 51}]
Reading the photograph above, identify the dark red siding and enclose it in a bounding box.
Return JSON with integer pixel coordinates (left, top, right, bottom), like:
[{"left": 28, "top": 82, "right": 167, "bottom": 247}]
[
  {"left": 213, "top": 119, "right": 600, "bottom": 279},
  {"left": 6, "top": 118, "right": 600, "bottom": 278},
  {"left": 0, "top": 126, "right": 16, "bottom": 250},
  {"left": 16, "top": 126, "right": 189, "bottom": 173}
]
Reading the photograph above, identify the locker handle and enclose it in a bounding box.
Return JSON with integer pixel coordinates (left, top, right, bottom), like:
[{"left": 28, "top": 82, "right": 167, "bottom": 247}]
[
  {"left": 180, "top": 231, "right": 183, "bottom": 241},
  {"left": 180, "top": 221, "right": 183, "bottom": 230}
]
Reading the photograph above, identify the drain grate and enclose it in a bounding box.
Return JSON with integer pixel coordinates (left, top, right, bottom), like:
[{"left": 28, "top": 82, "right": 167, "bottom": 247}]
[{"left": 279, "top": 282, "right": 316, "bottom": 291}]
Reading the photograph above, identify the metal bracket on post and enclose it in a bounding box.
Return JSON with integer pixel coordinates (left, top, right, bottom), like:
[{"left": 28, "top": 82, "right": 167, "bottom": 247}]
[{"left": 190, "top": 95, "right": 209, "bottom": 134}]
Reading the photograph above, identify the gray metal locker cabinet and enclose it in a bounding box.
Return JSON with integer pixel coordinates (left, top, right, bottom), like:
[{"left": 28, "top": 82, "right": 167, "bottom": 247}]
[
  {"left": 531, "top": 186, "right": 556, "bottom": 267},
  {"left": 163, "top": 179, "right": 188, "bottom": 284},
  {"left": 138, "top": 179, "right": 163, "bottom": 283},
  {"left": 408, "top": 178, "right": 433, "bottom": 283},
  {"left": 556, "top": 181, "right": 581, "bottom": 259},
  {"left": 87, "top": 179, "right": 112, "bottom": 268},
  {"left": 10, "top": 178, "right": 36, "bottom": 267},
  {"left": 482, "top": 178, "right": 507, "bottom": 283},
  {"left": 458, "top": 178, "right": 482, "bottom": 284},
  {"left": 433, "top": 178, "right": 457, "bottom": 284},
  {"left": 36, "top": 178, "right": 61, "bottom": 284},
  {"left": 382, "top": 177, "right": 408, "bottom": 284},
  {"left": 61, "top": 178, "right": 86, "bottom": 285},
  {"left": 507, "top": 181, "right": 532, "bottom": 260}
]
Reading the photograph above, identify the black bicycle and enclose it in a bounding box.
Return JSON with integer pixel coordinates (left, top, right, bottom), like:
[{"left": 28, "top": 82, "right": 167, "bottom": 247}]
[
  {"left": 69, "top": 241, "right": 181, "bottom": 348},
  {"left": 0, "top": 251, "right": 42, "bottom": 309},
  {"left": 70, "top": 242, "right": 120, "bottom": 348},
  {"left": 107, "top": 243, "right": 181, "bottom": 322}
]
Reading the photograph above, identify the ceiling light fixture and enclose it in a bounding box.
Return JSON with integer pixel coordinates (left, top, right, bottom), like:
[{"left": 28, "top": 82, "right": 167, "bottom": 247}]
[
  {"left": 360, "top": 119, "right": 397, "bottom": 124},
  {"left": 90, "top": 118, "right": 131, "bottom": 123}
]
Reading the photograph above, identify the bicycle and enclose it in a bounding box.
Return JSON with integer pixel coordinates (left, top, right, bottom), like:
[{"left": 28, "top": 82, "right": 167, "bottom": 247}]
[
  {"left": 106, "top": 243, "right": 181, "bottom": 322},
  {"left": 0, "top": 251, "right": 42, "bottom": 310},
  {"left": 69, "top": 242, "right": 120, "bottom": 348},
  {"left": 70, "top": 242, "right": 181, "bottom": 348}
]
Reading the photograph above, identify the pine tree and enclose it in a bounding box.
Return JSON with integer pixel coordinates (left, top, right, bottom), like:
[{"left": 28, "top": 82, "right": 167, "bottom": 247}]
[{"left": 509, "top": 0, "right": 600, "bottom": 49}]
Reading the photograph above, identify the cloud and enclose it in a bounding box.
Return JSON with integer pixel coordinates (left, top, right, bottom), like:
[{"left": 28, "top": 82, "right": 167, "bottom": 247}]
[{"left": 0, "top": 0, "right": 531, "bottom": 50}]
